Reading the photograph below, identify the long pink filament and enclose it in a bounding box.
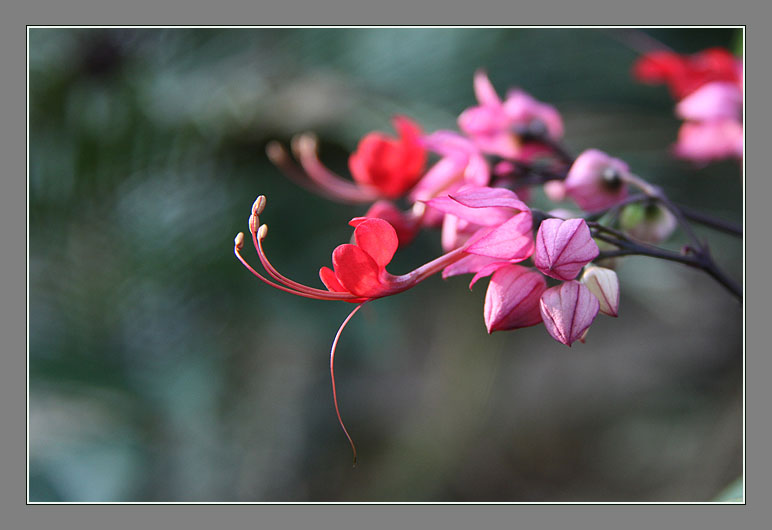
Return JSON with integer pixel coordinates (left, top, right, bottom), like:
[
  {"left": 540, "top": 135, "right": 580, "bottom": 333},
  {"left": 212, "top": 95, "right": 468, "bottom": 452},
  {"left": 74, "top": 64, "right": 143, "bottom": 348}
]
[{"left": 330, "top": 302, "right": 365, "bottom": 466}]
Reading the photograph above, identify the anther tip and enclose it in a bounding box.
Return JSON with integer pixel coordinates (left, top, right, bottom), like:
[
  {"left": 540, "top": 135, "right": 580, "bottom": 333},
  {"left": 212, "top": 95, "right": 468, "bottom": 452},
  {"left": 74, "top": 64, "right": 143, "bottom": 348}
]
[
  {"left": 265, "top": 141, "right": 285, "bottom": 162},
  {"left": 252, "top": 195, "right": 267, "bottom": 216},
  {"left": 292, "top": 132, "right": 318, "bottom": 155},
  {"left": 234, "top": 232, "right": 244, "bottom": 250},
  {"left": 258, "top": 224, "right": 268, "bottom": 240},
  {"left": 249, "top": 214, "right": 259, "bottom": 235}
]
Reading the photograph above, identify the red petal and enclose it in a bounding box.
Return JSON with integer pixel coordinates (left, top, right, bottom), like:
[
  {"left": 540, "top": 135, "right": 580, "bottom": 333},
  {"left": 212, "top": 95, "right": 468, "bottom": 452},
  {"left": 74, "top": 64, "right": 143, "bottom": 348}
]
[
  {"left": 319, "top": 266, "right": 347, "bottom": 293},
  {"left": 332, "top": 244, "right": 386, "bottom": 297},
  {"left": 350, "top": 218, "right": 398, "bottom": 269}
]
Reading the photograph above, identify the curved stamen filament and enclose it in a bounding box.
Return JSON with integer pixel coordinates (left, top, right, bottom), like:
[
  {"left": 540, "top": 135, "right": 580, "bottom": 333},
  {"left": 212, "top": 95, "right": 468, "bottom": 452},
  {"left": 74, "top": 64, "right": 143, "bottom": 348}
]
[
  {"left": 235, "top": 237, "right": 352, "bottom": 301},
  {"left": 292, "top": 134, "right": 381, "bottom": 203},
  {"left": 330, "top": 302, "right": 366, "bottom": 466},
  {"left": 251, "top": 225, "right": 362, "bottom": 301}
]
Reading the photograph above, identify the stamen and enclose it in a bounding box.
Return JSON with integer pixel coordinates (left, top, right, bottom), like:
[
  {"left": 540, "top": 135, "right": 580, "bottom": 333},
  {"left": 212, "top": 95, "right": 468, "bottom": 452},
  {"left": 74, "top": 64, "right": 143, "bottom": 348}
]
[
  {"left": 330, "top": 302, "right": 366, "bottom": 466},
  {"left": 292, "top": 133, "right": 381, "bottom": 204},
  {"left": 252, "top": 224, "right": 362, "bottom": 301}
]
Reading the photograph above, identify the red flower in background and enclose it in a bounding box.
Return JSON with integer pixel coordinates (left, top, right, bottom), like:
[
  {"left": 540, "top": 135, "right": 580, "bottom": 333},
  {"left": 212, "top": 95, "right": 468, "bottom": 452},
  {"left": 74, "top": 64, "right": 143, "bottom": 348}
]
[
  {"left": 632, "top": 47, "right": 741, "bottom": 100},
  {"left": 348, "top": 116, "right": 427, "bottom": 199}
]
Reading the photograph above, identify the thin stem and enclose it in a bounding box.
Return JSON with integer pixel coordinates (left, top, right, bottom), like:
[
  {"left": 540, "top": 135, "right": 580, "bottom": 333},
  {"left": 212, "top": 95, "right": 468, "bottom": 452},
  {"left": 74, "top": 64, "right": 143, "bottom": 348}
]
[
  {"left": 677, "top": 202, "right": 743, "bottom": 237},
  {"left": 330, "top": 302, "right": 366, "bottom": 467}
]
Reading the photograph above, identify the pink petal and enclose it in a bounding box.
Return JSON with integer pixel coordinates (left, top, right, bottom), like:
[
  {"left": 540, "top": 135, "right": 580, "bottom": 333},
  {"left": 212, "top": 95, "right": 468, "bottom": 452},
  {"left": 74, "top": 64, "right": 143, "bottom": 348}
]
[
  {"left": 473, "top": 69, "right": 502, "bottom": 107},
  {"left": 503, "top": 89, "right": 564, "bottom": 139},
  {"left": 675, "top": 81, "right": 742, "bottom": 121},
  {"left": 441, "top": 254, "right": 503, "bottom": 280},
  {"left": 539, "top": 281, "right": 600, "bottom": 346},
  {"left": 409, "top": 157, "right": 464, "bottom": 202},
  {"left": 533, "top": 218, "right": 599, "bottom": 281},
  {"left": 465, "top": 211, "right": 535, "bottom": 261},
  {"left": 673, "top": 120, "right": 743, "bottom": 163},
  {"left": 449, "top": 186, "right": 529, "bottom": 212},
  {"left": 350, "top": 218, "right": 398, "bottom": 269},
  {"left": 484, "top": 265, "right": 547, "bottom": 333}
]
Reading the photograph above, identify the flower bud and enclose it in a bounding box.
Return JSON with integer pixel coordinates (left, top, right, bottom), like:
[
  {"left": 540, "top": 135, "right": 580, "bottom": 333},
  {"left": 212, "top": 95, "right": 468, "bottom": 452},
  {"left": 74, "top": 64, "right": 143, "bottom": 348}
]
[
  {"left": 564, "top": 149, "right": 629, "bottom": 212},
  {"left": 484, "top": 265, "right": 547, "bottom": 333},
  {"left": 539, "top": 281, "right": 600, "bottom": 346},
  {"left": 581, "top": 265, "right": 620, "bottom": 317},
  {"left": 533, "top": 218, "right": 599, "bottom": 281},
  {"left": 619, "top": 203, "right": 677, "bottom": 244}
]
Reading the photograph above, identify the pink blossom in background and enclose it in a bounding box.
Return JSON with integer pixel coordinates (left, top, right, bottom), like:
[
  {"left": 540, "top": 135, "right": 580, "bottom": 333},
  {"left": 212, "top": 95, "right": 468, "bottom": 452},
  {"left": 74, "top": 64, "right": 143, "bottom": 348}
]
[
  {"left": 539, "top": 280, "right": 600, "bottom": 346},
  {"left": 673, "top": 119, "right": 743, "bottom": 164},
  {"left": 675, "top": 81, "right": 742, "bottom": 122},
  {"left": 563, "top": 149, "right": 629, "bottom": 212},
  {"left": 533, "top": 218, "right": 599, "bottom": 281},
  {"left": 458, "top": 70, "right": 564, "bottom": 159}
]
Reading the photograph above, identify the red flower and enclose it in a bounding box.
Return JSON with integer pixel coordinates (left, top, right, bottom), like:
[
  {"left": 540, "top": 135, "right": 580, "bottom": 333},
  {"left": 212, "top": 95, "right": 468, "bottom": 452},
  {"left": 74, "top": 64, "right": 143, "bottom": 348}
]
[
  {"left": 348, "top": 116, "right": 427, "bottom": 199},
  {"left": 632, "top": 47, "right": 741, "bottom": 100}
]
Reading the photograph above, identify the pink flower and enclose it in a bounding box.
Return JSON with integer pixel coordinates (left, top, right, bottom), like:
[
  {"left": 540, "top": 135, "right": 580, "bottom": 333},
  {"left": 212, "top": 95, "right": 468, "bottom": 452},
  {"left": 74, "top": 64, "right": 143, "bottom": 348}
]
[
  {"left": 348, "top": 116, "right": 427, "bottom": 199},
  {"left": 673, "top": 119, "right": 743, "bottom": 164},
  {"left": 483, "top": 265, "right": 547, "bottom": 333},
  {"left": 533, "top": 218, "right": 599, "bottom": 281},
  {"left": 563, "top": 149, "right": 629, "bottom": 212},
  {"left": 458, "top": 70, "right": 564, "bottom": 159},
  {"left": 539, "top": 280, "right": 600, "bottom": 346}
]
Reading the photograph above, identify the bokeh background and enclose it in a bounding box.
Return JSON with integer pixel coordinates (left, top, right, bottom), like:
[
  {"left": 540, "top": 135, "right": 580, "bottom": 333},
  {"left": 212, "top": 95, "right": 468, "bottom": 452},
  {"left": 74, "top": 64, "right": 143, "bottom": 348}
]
[{"left": 29, "top": 27, "right": 743, "bottom": 502}]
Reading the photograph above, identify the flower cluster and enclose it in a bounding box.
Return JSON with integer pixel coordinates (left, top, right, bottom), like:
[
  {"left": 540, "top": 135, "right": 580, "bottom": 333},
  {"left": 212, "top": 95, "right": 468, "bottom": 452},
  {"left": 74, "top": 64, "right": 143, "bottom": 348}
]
[
  {"left": 235, "top": 52, "right": 742, "bottom": 462},
  {"left": 633, "top": 47, "right": 743, "bottom": 164}
]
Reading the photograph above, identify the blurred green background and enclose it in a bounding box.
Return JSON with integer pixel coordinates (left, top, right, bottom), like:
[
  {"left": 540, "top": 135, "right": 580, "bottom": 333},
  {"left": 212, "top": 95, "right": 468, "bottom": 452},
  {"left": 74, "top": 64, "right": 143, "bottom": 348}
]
[{"left": 28, "top": 28, "right": 742, "bottom": 502}]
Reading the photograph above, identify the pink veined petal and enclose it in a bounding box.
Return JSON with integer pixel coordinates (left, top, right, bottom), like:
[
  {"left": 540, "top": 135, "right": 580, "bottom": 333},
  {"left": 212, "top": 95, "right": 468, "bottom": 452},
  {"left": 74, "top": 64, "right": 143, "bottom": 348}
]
[
  {"left": 534, "top": 218, "right": 599, "bottom": 281},
  {"left": 427, "top": 196, "right": 512, "bottom": 227},
  {"left": 441, "top": 254, "right": 504, "bottom": 280},
  {"left": 473, "top": 69, "right": 502, "bottom": 107},
  {"left": 350, "top": 217, "right": 398, "bottom": 269},
  {"left": 484, "top": 265, "right": 547, "bottom": 333},
  {"left": 332, "top": 244, "right": 386, "bottom": 297},
  {"left": 539, "top": 281, "right": 600, "bottom": 346},
  {"left": 449, "top": 186, "right": 529, "bottom": 212},
  {"left": 469, "top": 261, "right": 514, "bottom": 289},
  {"left": 465, "top": 211, "right": 535, "bottom": 261}
]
